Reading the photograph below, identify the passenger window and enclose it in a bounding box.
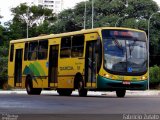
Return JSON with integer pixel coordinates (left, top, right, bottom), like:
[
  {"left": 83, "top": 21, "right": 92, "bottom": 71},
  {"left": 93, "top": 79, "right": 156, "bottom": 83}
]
[
  {"left": 28, "top": 41, "right": 38, "bottom": 60},
  {"left": 71, "top": 35, "right": 84, "bottom": 57},
  {"left": 60, "top": 37, "right": 71, "bottom": 58},
  {"left": 10, "top": 44, "right": 14, "bottom": 62},
  {"left": 38, "top": 40, "right": 48, "bottom": 60},
  {"left": 24, "top": 43, "right": 28, "bottom": 60}
]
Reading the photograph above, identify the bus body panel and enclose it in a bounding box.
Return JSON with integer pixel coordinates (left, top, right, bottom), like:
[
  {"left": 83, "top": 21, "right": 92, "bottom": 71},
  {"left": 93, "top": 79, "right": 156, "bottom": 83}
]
[
  {"left": 97, "top": 75, "right": 148, "bottom": 90},
  {"left": 8, "top": 43, "right": 24, "bottom": 88},
  {"left": 8, "top": 27, "right": 148, "bottom": 96},
  {"left": 48, "top": 38, "right": 61, "bottom": 45},
  {"left": 99, "top": 69, "right": 148, "bottom": 81},
  {"left": 23, "top": 60, "right": 48, "bottom": 88},
  {"left": 8, "top": 45, "right": 15, "bottom": 88},
  {"left": 85, "top": 33, "right": 99, "bottom": 41},
  {"left": 58, "top": 76, "right": 74, "bottom": 88},
  {"left": 58, "top": 58, "right": 85, "bottom": 88}
]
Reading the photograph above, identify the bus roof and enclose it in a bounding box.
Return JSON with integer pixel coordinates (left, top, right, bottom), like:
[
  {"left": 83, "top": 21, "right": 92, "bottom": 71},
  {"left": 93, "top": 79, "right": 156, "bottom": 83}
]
[{"left": 10, "top": 27, "right": 146, "bottom": 44}]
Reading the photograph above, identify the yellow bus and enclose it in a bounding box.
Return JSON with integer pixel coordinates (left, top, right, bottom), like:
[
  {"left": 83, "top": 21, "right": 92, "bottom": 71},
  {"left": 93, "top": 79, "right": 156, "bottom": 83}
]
[{"left": 8, "top": 27, "right": 148, "bottom": 97}]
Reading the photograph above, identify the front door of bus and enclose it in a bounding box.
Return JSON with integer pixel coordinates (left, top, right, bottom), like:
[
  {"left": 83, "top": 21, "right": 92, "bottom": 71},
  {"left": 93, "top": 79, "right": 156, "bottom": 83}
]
[
  {"left": 14, "top": 49, "right": 23, "bottom": 87},
  {"left": 48, "top": 45, "right": 59, "bottom": 88},
  {"left": 85, "top": 41, "right": 97, "bottom": 88}
]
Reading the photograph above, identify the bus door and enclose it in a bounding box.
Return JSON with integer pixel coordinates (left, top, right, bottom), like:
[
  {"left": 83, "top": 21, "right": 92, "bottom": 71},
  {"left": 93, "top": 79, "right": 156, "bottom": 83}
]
[
  {"left": 48, "top": 45, "right": 59, "bottom": 88},
  {"left": 85, "top": 41, "right": 97, "bottom": 88},
  {"left": 14, "top": 49, "right": 23, "bottom": 87}
]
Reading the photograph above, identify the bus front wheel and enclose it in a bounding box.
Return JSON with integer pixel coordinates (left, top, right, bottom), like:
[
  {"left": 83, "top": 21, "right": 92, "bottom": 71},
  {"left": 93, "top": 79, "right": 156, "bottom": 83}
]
[
  {"left": 78, "top": 81, "right": 87, "bottom": 97},
  {"left": 116, "top": 90, "right": 126, "bottom": 97}
]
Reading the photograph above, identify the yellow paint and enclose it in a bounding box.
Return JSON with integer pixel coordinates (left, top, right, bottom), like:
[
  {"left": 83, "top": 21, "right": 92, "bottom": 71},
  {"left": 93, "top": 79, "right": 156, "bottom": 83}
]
[
  {"left": 50, "top": 83, "right": 54, "bottom": 87},
  {"left": 87, "top": 83, "right": 91, "bottom": 87},
  {"left": 85, "top": 33, "right": 98, "bottom": 41},
  {"left": 87, "top": 83, "right": 96, "bottom": 88},
  {"left": 8, "top": 77, "right": 14, "bottom": 88},
  {"left": 49, "top": 38, "right": 60, "bottom": 45},
  {"left": 42, "top": 77, "right": 48, "bottom": 88},
  {"left": 58, "top": 77, "right": 74, "bottom": 88},
  {"left": 55, "top": 83, "right": 58, "bottom": 87},
  {"left": 21, "top": 76, "right": 26, "bottom": 88},
  {"left": 50, "top": 83, "right": 58, "bottom": 87},
  {"left": 14, "top": 43, "right": 24, "bottom": 49},
  {"left": 32, "top": 78, "right": 43, "bottom": 88},
  {"left": 16, "top": 83, "right": 22, "bottom": 87},
  {"left": 91, "top": 83, "right": 96, "bottom": 87},
  {"left": 8, "top": 43, "right": 25, "bottom": 88},
  {"left": 58, "top": 58, "right": 85, "bottom": 76}
]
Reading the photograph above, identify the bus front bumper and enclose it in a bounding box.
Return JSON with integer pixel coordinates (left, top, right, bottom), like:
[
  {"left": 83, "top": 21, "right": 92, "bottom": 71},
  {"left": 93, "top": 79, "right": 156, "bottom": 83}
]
[{"left": 97, "top": 75, "right": 148, "bottom": 91}]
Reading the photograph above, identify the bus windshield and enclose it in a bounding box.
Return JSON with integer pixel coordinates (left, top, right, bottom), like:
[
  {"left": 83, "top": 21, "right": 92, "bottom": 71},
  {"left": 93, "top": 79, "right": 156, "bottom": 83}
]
[{"left": 102, "top": 30, "right": 147, "bottom": 75}]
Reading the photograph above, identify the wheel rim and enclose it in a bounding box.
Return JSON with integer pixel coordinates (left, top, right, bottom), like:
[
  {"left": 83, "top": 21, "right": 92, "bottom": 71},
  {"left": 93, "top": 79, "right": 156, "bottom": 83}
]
[
  {"left": 78, "top": 81, "right": 83, "bottom": 92},
  {"left": 27, "top": 83, "right": 31, "bottom": 92}
]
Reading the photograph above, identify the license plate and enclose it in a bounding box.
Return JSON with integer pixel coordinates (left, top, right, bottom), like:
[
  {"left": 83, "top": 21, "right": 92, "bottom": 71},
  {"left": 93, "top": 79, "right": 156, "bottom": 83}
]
[{"left": 122, "top": 81, "right": 131, "bottom": 85}]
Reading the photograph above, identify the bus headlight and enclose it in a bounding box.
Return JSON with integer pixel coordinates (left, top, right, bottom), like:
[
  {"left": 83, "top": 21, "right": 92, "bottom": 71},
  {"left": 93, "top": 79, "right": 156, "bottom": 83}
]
[
  {"left": 105, "top": 74, "right": 112, "bottom": 79},
  {"left": 141, "top": 76, "right": 147, "bottom": 80}
]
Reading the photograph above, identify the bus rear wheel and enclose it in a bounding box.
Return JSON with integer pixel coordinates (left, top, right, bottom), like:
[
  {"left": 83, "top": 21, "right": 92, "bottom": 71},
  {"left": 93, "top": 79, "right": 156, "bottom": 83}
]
[
  {"left": 26, "top": 76, "right": 42, "bottom": 95},
  {"left": 116, "top": 90, "right": 126, "bottom": 97},
  {"left": 78, "top": 81, "right": 87, "bottom": 97}
]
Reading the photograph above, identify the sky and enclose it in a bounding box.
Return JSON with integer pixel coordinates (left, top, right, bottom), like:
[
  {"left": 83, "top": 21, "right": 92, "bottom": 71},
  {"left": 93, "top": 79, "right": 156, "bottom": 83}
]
[
  {"left": 0, "top": 0, "right": 160, "bottom": 25},
  {"left": 0, "top": 0, "right": 86, "bottom": 24}
]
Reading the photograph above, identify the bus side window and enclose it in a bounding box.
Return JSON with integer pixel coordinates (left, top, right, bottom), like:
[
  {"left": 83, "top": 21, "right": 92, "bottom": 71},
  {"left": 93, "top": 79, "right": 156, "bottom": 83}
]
[
  {"left": 38, "top": 40, "right": 48, "bottom": 60},
  {"left": 71, "top": 35, "right": 84, "bottom": 57},
  {"left": 60, "top": 37, "right": 71, "bottom": 58},
  {"left": 24, "top": 43, "right": 28, "bottom": 61},
  {"left": 10, "top": 44, "right": 14, "bottom": 62},
  {"left": 28, "top": 41, "right": 38, "bottom": 60}
]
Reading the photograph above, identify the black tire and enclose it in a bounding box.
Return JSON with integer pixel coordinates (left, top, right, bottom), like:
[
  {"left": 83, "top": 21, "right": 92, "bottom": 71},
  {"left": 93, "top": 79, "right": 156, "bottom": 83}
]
[
  {"left": 78, "top": 80, "right": 87, "bottom": 97},
  {"left": 116, "top": 90, "right": 126, "bottom": 98},
  {"left": 57, "top": 89, "right": 72, "bottom": 96},
  {"left": 74, "top": 73, "right": 87, "bottom": 97},
  {"left": 26, "top": 76, "right": 42, "bottom": 95}
]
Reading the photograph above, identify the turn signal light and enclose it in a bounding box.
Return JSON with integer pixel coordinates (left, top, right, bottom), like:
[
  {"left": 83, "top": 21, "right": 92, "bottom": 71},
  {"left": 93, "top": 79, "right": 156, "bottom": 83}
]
[
  {"left": 141, "top": 76, "right": 147, "bottom": 80},
  {"left": 105, "top": 74, "right": 112, "bottom": 79}
]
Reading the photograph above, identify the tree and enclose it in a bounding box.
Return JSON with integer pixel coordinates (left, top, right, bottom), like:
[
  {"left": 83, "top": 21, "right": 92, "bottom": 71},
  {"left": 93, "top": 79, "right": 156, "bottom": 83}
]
[
  {"left": 0, "top": 4, "right": 58, "bottom": 88},
  {"left": 8, "top": 3, "right": 56, "bottom": 39},
  {"left": 0, "top": 20, "right": 9, "bottom": 88},
  {"left": 52, "top": 0, "right": 158, "bottom": 30},
  {"left": 49, "top": 9, "right": 82, "bottom": 33}
]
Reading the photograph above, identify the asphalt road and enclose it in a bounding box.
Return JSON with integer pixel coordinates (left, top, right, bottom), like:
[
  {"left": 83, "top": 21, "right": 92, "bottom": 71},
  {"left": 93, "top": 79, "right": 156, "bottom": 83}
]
[{"left": 0, "top": 93, "right": 160, "bottom": 120}]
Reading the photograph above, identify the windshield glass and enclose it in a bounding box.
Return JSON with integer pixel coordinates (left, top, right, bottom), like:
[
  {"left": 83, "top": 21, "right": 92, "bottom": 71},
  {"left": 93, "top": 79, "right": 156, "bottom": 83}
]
[{"left": 102, "top": 30, "right": 147, "bottom": 75}]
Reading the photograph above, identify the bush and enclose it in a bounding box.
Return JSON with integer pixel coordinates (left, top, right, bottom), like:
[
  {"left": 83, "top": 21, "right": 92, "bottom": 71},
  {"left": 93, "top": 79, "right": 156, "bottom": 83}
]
[
  {"left": 0, "top": 46, "right": 8, "bottom": 89},
  {"left": 149, "top": 65, "right": 160, "bottom": 89}
]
